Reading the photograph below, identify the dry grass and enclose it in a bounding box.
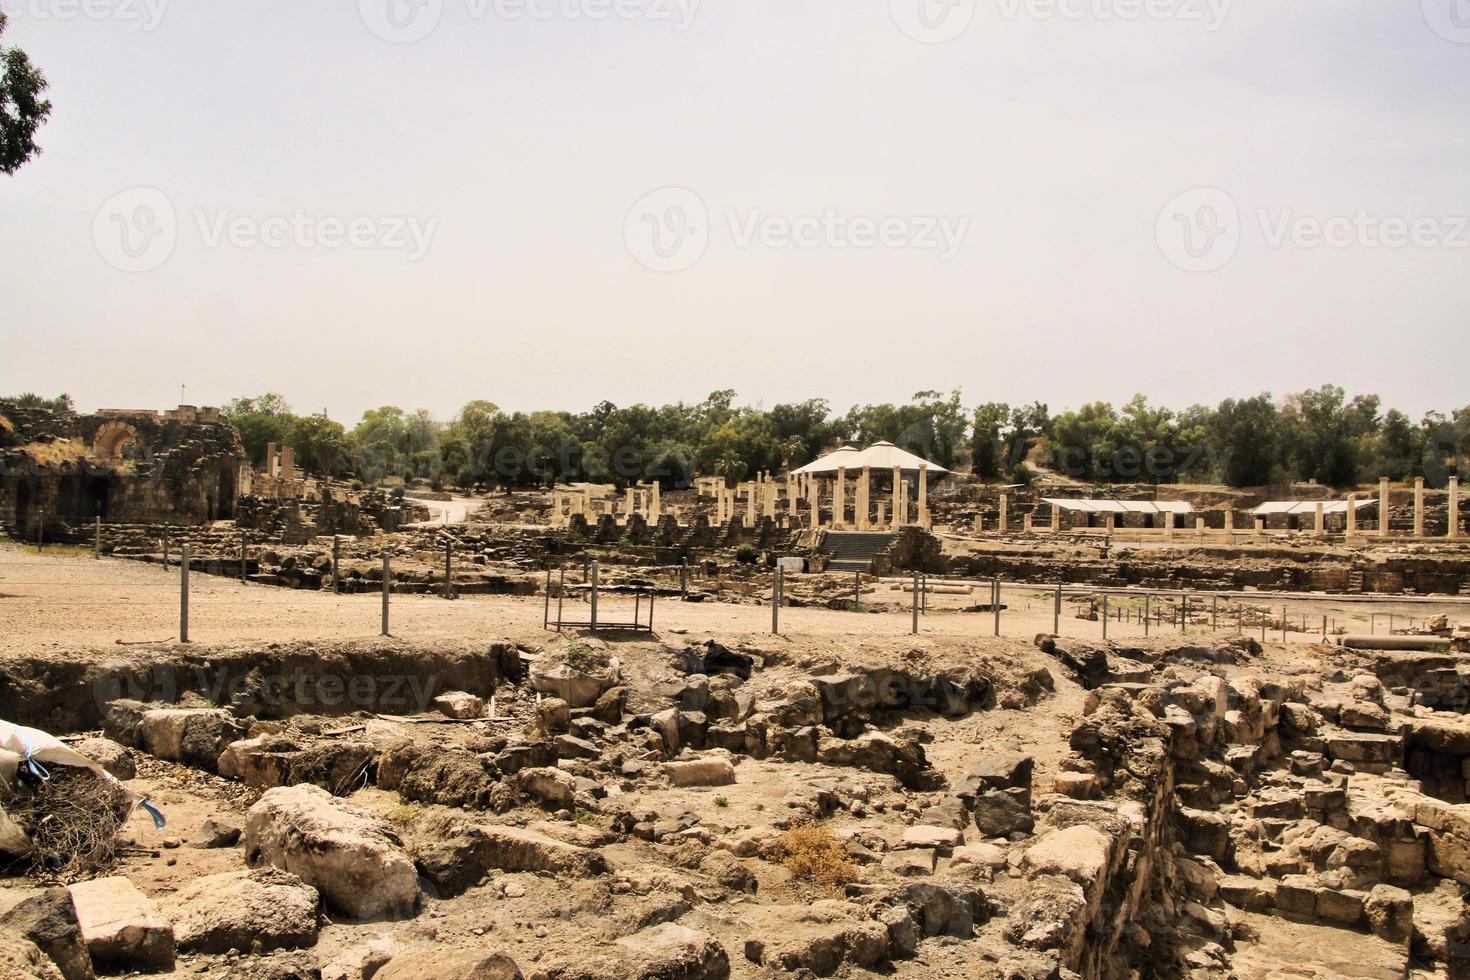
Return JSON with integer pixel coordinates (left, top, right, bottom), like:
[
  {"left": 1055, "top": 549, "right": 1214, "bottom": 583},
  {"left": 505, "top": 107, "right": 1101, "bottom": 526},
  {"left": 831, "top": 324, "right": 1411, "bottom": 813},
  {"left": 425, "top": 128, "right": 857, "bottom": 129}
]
[
  {"left": 778, "top": 823, "right": 859, "bottom": 890},
  {"left": 1, "top": 766, "right": 132, "bottom": 878},
  {"left": 20, "top": 439, "right": 87, "bottom": 467}
]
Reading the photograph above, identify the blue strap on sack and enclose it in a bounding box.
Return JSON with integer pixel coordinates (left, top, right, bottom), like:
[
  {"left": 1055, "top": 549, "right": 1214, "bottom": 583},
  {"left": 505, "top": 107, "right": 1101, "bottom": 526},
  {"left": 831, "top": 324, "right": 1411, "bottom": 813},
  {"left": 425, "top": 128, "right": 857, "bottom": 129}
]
[
  {"left": 140, "top": 800, "right": 166, "bottom": 829},
  {"left": 20, "top": 735, "right": 50, "bottom": 782}
]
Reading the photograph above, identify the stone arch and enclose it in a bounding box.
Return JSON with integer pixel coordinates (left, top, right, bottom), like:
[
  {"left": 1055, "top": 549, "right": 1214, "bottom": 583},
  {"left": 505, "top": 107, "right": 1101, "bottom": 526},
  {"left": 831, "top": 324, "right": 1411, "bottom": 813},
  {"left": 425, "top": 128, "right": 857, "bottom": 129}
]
[{"left": 93, "top": 422, "right": 139, "bottom": 461}]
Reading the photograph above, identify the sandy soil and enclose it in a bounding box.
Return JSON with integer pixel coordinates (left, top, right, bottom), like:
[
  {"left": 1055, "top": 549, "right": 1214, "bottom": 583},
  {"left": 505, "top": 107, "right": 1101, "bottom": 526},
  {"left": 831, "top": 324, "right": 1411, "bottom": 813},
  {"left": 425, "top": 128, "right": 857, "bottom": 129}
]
[{"left": 2, "top": 543, "right": 1463, "bottom": 656}]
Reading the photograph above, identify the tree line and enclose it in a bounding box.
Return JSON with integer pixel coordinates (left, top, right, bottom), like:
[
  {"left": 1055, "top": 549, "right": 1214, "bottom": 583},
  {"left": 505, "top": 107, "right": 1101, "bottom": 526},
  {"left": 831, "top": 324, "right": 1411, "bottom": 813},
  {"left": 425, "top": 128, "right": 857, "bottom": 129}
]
[{"left": 216, "top": 385, "right": 1470, "bottom": 492}]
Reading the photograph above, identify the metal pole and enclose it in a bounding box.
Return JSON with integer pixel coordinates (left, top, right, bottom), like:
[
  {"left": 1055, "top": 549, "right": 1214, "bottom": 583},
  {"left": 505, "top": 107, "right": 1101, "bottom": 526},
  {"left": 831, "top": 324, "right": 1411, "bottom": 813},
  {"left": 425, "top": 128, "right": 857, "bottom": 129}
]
[
  {"left": 1322, "top": 614, "right": 1328, "bottom": 639},
  {"left": 993, "top": 576, "right": 1001, "bottom": 637},
  {"left": 1389, "top": 614, "right": 1395, "bottom": 635},
  {"left": 854, "top": 570, "right": 861, "bottom": 610},
  {"left": 1144, "top": 594, "right": 1150, "bottom": 637},
  {"left": 589, "top": 560, "right": 599, "bottom": 632},
  {"left": 1102, "top": 594, "right": 1108, "bottom": 640},
  {"left": 381, "top": 552, "right": 391, "bottom": 636},
  {"left": 680, "top": 558, "right": 688, "bottom": 599},
  {"left": 774, "top": 567, "right": 783, "bottom": 635},
  {"left": 36, "top": 507, "right": 43, "bottom": 551},
  {"left": 1371, "top": 613, "right": 1376, "bottom": 635},
  {"left": 1181, "top": 595, "right": 1187, "bottom": 635},
  {"left": 556, "top": 564, "right": 567, "bottom": 632},
  {"left": 95, "top": 517, "right": 102, "bottom": 559},
  {"left": 912, "top": 569, "right": 920, "bottom": 635},
  {"left": 240, "top": 529, "right": 248, "bottom": 583},
  {"left": 1282, "top": 605, "right": 1288, "bottom": 643},
  {"left": 332, "top": 535, "right": 341, "bottom": 594},
  {"left": 162, "top": 527, "right": 169, "bottom": 570},
  {"left": 443, "top": 539, "right": 453, "bottom": 599},
  {"left": 1212, "top": 594, "right": 1218, "bottom": 630},
  {"left": 543, "top": 565, "right": 553, "bottom": 630},
  {"left": 1054, "top": 584, "right": 1061, "bottom": 635},
  {"left": 179, "top": 543, "right": 190, "bottom": 644}
]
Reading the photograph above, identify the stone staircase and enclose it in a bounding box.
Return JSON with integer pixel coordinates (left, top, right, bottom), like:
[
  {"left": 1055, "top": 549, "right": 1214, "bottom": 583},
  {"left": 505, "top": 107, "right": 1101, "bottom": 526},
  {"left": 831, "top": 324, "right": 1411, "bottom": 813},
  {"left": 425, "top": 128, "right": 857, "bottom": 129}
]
[{"left": 820, "top": 531, "right": 896, "bottom": 573}]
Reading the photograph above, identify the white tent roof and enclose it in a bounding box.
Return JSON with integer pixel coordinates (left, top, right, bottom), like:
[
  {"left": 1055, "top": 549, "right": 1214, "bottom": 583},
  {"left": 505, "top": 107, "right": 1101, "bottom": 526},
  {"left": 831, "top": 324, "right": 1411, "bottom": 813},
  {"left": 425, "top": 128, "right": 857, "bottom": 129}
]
[
  {"left": 791, "top": 442, "right": 949, "bottom": 476},
  {"left": 1252, "top": 500, "right": 1373, "bottom": 516},
  {"left": 1042, "top": 498, "right": 1195, "bottom": 515}
]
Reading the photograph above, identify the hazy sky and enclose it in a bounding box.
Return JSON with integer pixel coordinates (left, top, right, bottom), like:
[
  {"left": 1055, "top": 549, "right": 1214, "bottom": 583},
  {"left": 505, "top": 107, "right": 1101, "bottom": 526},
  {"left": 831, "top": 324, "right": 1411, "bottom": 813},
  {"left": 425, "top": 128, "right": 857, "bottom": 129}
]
[{"left": 2, "top": 0, "right": 1467, "bottom": 425}]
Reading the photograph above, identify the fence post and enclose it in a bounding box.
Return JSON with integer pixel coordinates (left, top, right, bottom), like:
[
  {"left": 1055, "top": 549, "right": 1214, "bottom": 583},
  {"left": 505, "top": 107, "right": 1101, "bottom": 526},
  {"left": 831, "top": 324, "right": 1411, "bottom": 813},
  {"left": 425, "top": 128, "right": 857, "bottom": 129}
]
[
  {"left": 556, "top": 564, "right": 566, "bottom": 633},
  {"left": 179, "top": 543, "right": 190, "bottom": 644},
  {"left": 1181, "top": 595, "right": 1188, "bottom": 635},
  {"left": 1053, "top": 584, "right": 1061, "bottom": 636},
  {"left": 95, "top": 517, "right": 102, "bottom": 559},
  {"left": 543, "top": 565, "right": 553, "bottom": 630},
  {"left": 1322, "top": 614, "right": 1328, "bottom": 639},
  {"left": 1212, "top": 594, "right": 1218, "bottom": 630},
  {"left": 1101, "top": 594, "right": 1108, "bottom": 640},
  {"left": 162, "top": 527, "right": 169, "bottom": 570},
  {"left": 1144, "top": 594, "right": 1150, "bottom": 637},
  {"left": 589, "top": 561, "right": 599, "bottom": 632},
  {"left": 443, "top": 539, "right": 453, "bottom": 600},
  {"left": 993, "top": 576, "right": 1001, "bottom": 637},
  {"left": 774, "top": 567, "right": 783, "bottom": 635},
  {"left": 1282, "top": 605, "right": 1288, "bottom": 643},
  {"left": 381, "top": 552, "right": 391, "bottom": 636},
  {"left": 854, "top": 570, "right": 861, "bottom": 610},
  {"left": 36, "top": 507, "right": 43, "bottom": 551},
  {"left": 680, "top": 558, "right": 688, "bottom": 600},
  {"left": 332, "top": 535, "right": 341, "bottom": 594},
  {"left": 240, "top": 529, "right": 248, "bottom": 583}
]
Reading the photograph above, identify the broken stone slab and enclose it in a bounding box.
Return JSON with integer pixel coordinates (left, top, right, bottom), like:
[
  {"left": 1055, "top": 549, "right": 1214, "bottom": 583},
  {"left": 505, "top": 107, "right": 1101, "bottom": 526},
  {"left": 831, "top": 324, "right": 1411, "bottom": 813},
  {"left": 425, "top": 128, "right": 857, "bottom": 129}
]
[
  {"left": 610, "top": 923, "right": 730, "bottom": 979},
  {"left": 881, "top": 848, "right": 937, "bottom": 877},
  {"left": 814, "top": 731, "right": 928, "bottom": 790},
  {"left": 188, "top": 817, "right": 242, "bottom": 849},
  {"left": 514, "top": 767, "right": 576, "bottom": 809},
  {"left": 67, "top": 876, "right": 175, "bottom": 974},
  {"left": 744, "top": 902, "right": 888, "bottom": 975},
  {"left": 138, "top": 708, "right": 245, "bottom": 772},
  {"left": 1022, "top": 825, "right": 1113, "bottom": 887},
  {"left": 900, "top": 825, "right": 962, "bottom": 850},
  {"left": 68, "top": 737, "right": 134, "bottom": 781},
  {"left": 951, "top": 843, "right": 1008, "bottom": 870},
  {"left": 244, "top": 784, "right": 419, "bottom": 921},
  {"left": 1217, "top": 874, "right": 1277, "bottom": 913},
  {"left": 412, "top": 819, "right": 608, "bottom": 897},
  {"left": 665, "top": 758, "right": 736, "bottom": 788},
  {"left": 0, "top": 887, "right": 93, "bottom": 980},
  {"left": 972, "top": 788, "right": 1034, "bottom": 837},
  {"left": 172, "top": 868, "right": 320, "bottom": 955},
  {"left": 434, "top": 691, "right": 486, "bottom": 720},
  {"left": 372, "top": 948, "right": 522, "bottom": 979},
  {"left": 1324, "top": 731, "right": 1402, "bottom": 765}
]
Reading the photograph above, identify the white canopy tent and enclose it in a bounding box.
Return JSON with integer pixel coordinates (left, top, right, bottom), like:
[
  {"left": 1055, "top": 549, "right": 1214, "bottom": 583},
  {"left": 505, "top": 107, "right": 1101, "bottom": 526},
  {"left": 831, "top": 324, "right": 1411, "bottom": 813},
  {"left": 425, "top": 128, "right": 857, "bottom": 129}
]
[
  {"left": 1251, "top": 500, "right": 1373, "bottom": 516},
  {"left": 1042, "top": 498, "right": 1195, "bottom": 515},
  {"left": 792, "top": 442, "right": 949, "bottom": 476}
]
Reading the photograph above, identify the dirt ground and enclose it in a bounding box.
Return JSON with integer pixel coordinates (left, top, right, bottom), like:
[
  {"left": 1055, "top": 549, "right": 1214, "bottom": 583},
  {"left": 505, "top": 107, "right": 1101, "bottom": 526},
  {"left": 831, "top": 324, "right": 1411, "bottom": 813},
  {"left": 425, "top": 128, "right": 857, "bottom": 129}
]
[{"left": 2, "top": 543, "right": 1464, "bottom": 655}]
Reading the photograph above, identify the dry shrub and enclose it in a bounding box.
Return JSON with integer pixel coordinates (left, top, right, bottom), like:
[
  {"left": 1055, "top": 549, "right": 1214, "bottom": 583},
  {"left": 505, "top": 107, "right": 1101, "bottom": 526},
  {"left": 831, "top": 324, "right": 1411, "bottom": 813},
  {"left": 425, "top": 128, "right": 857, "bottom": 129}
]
[
  {"left": 1, "top": 766, "right": 132, "bottom": 877},
  {"left": 778, "top": 823, "right": 859, "bottom": 889}
]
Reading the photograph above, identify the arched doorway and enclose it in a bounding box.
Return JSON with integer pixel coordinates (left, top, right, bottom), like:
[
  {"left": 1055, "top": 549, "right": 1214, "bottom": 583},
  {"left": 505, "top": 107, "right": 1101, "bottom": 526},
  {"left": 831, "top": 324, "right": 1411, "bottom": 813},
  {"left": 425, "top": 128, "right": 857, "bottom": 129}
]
[
  {"left": 93, "top": 422, "right": 139, "bottom": 462},
  {"left": 85, "top": 477, "right": 110, "bottom": 520}
]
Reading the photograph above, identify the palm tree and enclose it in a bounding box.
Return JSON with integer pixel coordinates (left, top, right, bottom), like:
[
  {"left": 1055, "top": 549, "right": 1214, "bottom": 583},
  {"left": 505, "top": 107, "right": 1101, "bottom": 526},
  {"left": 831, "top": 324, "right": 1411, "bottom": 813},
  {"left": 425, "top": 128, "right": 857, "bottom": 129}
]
[{"left": 715, "top": 454, "right": 744, "bottom": 488}]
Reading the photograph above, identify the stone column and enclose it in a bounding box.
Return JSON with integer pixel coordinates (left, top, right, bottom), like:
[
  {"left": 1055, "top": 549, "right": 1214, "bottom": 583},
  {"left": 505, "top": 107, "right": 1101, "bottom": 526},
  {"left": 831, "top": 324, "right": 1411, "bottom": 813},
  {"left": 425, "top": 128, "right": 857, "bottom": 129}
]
[
  {"left": 1223, "top": 507, "right": 1234, "bottom": 536},
  {"left": 917, "top": 465, "right": 929, "bottom": 527},
  {"left": 810, "top": 483, "right": 820, "bottom": 528},
  {"left": 1380, "top": 478, "right": 1391, "bottom": 537},
  {"left": 265, "top": 442, "right": 278, "bottom": 478},
  {"left": 876, "top": 501, "right": 886, "bottom": 527},
  {"left": 1346, "top": 494, "right": 1357, "bottom": 536},
  {"left": 280, "top": 446, "right": 296, "bottom": 482},
  {"left": 1315, "top": 501, "right": 1325, "bottom": 535},
  {"left": 891, "top": 467, "right": 903, "bottom": 529},
  {"left": 650, "top": 482, "right": 661, "bottom": 520},
  {"left": 1164, "top": 512, "right": 1175, "bottom": 538},
  {"left": 1105, "top": 513, "right": 1115, "bottom": 534},
  {"left": 1450, "top": 477, "right": 1461, "bottom": 539},
  {"left": 1196, "top": 518, "right": 1206, "bottom": 537},
  {"left": 765, "top": 476, "right": 777, "bottom": 520},
  {"left": 998, "top": 494, "right": 1009, "bottom": 532},
  {"left": 858, "top": 468, "right": 871, "bottom": 531},
  {"left": 1253, "top": 516, "right": 1264, "bottom": 535},
  {"left": 747, "top": 483, "right": 758, "bottom": 525},
  {"left": 974, "top": 515, "right": 984, "bottom": 534},
  {"left": 899, "top": 480, "right": 909, "bottom": 526},
  {"left": 1414, "top": 477, "right": 1425, "bottom": 537},
  {"left": 835, "top": 467, "right": 847, "bottom": 528},
  {"left": 1051, "top": 502, "right": 1062, "bottom": 534},
  {"left": 1023, "top": 513, "right": 1033, "bottom": 534}
]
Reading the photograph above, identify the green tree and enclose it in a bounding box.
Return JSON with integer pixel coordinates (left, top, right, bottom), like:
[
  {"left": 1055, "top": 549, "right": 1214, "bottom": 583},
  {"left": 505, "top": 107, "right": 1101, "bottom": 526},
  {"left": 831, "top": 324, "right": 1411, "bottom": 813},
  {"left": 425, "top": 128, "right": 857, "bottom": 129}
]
[
  {"left": 223, "top": 393, "right": 295, "bottom": 467},
  {"left": 1208, "top": 395, "right": 1280, "bottom": 487},
  {"left": 0, "top": 13, "right": 52, "bottom": 175},
  {"left": 970, "top": 402, "right": 1009, "bottom": 480},
  {"left": 288, "top": 413, "right": 348, "bottom": 478}
]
